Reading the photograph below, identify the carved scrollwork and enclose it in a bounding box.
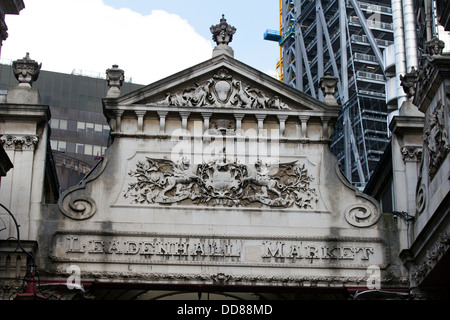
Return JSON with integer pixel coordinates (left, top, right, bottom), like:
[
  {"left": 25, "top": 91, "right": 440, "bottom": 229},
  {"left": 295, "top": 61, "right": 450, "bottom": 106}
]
[
  {"left": 124, "top": 152, "right": 318, "bottom": 209},
  {"left": 344, "top": 204, "right": 379, "bottom": 228},
  {"left": 416, "top": 184, "right": 426, "bottom": 215},
  {"left": 156, "top": 68, "right": 290, "bottom": 110},
  {"left": 58, "top": 157, "right": 108, "bottom": 220}
]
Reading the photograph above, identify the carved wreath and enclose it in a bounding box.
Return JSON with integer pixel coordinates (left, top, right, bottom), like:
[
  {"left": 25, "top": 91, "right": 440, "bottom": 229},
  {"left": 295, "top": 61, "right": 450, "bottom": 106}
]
[{"left": 124, "top": 154, "right": 317, "bottom": 209}]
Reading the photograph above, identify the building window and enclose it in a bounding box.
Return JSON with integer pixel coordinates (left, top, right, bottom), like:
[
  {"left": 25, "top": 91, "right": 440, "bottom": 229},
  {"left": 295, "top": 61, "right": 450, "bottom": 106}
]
[
  {"left": 95, "top": 124, "right": 103, "bottom": 132},
  {"left": 93, "top": 145, "right": 102, "bottom": 157},
  {"left": 86, "top": 123, "right": 94, "bottom": 133},
  {"left": 50, "top": 119, "right": 59, "bottom": 129},
  {"left": 77, "top": 122, "right": 85, "bottom": 132},
  {"left": 50, "top": 140, "right": 57, "bottom": 150},
  {"left": 59, "top": 119, "right": 68, "bottom": 130},
  {"left": 84, "top": 144, "right": 93, "bottom": 155},
  {"left": 76, "top": 143, "right": 84, "bottom": 154},
  {"left": 58, "top": 141, "right": 66, "bottom": 152}
]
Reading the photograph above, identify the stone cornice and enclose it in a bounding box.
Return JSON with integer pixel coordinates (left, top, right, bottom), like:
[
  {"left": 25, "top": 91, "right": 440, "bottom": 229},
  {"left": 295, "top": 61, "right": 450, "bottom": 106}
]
[
  {"left": 389, "top": 115, "right": 425, "bottom": 136},
  {"left": 414, "top": 55, "right": 450, "bottom": 113},
  {"left": 0, "top": 104, "right": 51, "bottom": 122}
]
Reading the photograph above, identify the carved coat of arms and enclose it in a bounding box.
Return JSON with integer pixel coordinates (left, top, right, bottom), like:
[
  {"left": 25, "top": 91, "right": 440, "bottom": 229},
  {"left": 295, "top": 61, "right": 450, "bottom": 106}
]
[
  {"left": 156, "top": 68, "right": 290, "bottom": 110},
  {"left": 124, "top": 151, "right": 318, "bottom": 209}
]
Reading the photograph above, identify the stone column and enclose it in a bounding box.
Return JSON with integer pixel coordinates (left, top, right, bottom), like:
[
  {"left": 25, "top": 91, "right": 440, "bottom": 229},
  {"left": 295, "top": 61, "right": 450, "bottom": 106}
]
[
  {"left": 135, "top": 110, "right": 146, "bottom": 132},
  {"left": 201, "top": 112, "right": 213, "bottom": 132},
  {"left": 157, "top": 111, "right": 169, "bottom": 134},
  {"left": 389, "top": 110, "right": 424, "bottom": 250},
  {"left": 299, "top": 116, "right": 309, "bottom": 139},
  {"left": 179, "top": 111, "right": 191, "bottom": 131},
  {"left": 277, "top": 114, "right": 289, "bottom": 138},
  {"left": 255, "top": 114, "right": 266, "bottom": 136},
  {"left": 0, "top": 53, "right": 51, "bottom": 242}
]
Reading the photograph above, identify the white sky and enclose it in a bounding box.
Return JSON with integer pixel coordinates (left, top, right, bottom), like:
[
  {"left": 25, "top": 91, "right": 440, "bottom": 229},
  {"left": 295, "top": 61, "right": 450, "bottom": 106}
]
[{"left": 1, "top": 0, "right": 215, "bottom": 84}]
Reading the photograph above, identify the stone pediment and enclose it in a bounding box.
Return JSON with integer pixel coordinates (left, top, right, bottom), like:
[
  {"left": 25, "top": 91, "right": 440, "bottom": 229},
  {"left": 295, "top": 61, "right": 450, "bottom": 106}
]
[{"left": 104, "top": 55, "right": 337, "bottom": 113}]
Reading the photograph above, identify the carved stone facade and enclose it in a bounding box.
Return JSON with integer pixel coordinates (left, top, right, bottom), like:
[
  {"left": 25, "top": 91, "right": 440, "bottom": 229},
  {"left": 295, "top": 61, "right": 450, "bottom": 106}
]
[
  {"left": 423, "top": 101, "right": 449, "bottom": 178},
  {"left": 0, "top": 18, "right": 409, "bottom": 300},
  {"left": 124, "top": 155, "right": 318, "bottom": 209},
  {"left": 37, "top": 49, "right": 405, "bottom": 300},
  {"left": 156, "top": 68, "right": 290, "bottom": 109}
]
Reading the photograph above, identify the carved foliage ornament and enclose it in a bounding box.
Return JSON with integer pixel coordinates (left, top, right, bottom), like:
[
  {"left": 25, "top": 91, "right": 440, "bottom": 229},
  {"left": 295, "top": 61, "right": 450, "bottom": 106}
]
[
  {"left": 424, "top": 101, "right": 449, "bottom": 178},
  {"left": 156, "top": 68, "right": 290, "bottom": 110},
  {"left": 413, "top": 228, "right": 450, "bottom": 282},
  {"left": 1, "top": 134, "right": 39, "bottom": 151},
  {"left": 401, "top": 145, "right": 423, "bottom": 162},
  {"left": 124, "top": 153, "right": 318, "bottom": 209}
]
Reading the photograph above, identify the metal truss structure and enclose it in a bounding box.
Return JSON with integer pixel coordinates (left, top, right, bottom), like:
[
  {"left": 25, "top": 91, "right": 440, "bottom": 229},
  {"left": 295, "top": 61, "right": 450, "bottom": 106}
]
[{"left": 265, "top": 0, "right": 394, "bottom": 188}]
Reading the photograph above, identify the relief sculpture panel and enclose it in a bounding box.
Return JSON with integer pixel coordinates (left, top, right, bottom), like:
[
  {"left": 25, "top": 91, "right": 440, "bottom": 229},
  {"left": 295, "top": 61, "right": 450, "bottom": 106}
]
[
  {"left": 123, "top": 151, "right": 318, "bottom": 208},
  {"left": 155, "top": 68, "right": 290, "bottom": 109}
]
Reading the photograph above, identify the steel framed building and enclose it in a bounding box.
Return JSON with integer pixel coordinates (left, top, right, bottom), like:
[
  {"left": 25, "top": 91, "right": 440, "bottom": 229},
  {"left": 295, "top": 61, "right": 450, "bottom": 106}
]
[{"left": 266, "top": 0, "right": 394, "bottom": 188}]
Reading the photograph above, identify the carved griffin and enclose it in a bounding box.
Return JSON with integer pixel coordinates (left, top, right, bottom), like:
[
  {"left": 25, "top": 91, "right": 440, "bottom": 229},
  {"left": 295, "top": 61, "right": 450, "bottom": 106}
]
[{"left": 124, "top": 155, "right": 318, "bottom": 209}]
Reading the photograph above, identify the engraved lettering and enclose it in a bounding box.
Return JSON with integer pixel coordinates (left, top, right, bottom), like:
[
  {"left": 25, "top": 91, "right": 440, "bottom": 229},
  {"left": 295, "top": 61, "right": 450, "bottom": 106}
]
[
  {"left": 106, "top": 241, "right": 122, "bottom": 254},
  {"left": 262, "top": 241, "right": 284, "bottom": 258},
  {"left": 321, "top": 246, "right": 339, "bottom": 259},
  {"left": 66, "top": 236, "right": 85, "bottom": 253},
  {"left": 140, "top": 241, "right": 155, "bottom": 255},
  {"left": 340, "top": 247, "right": 354, "bottom": 259},
  {"left": 89, "top": 240, "right": 105, "bottom": 254},
  {"left": 305, "top": 245, "right": 319, "bottom": 259},
  {"left": 125, "top": 241, "right": 139, "bottom": 255},
  {"left": 287, "top": 244, "right": 303, "bottom": 259},
  {"left": 61, "top": 235, "right": 381, "bottom": 266},
  {"left": 175, "top": 242, "right": 189, "bottom": 256}
]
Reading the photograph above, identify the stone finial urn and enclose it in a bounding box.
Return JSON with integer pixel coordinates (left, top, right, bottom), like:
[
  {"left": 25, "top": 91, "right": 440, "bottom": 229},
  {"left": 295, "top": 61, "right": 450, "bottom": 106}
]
[
  {"left": 12, "top": 53, "right": 42, "bottom": 88},
  {"left": 106, "top": 64, "right": 124, "bottom": 97},
  {"left": 210, "top": 15, "right": 236, "bottom": 57},
  {"left": 319, "top": 73, "right": 339, "bottom": 106}
]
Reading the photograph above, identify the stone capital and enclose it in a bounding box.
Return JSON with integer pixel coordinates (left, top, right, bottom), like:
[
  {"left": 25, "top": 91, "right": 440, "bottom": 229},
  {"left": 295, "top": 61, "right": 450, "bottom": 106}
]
[
  {"left": 1, "top": 134, "right": 39, "bottom": 151},
  {"left": 400, "top": 145, "right": 422, "bottom": 162}
]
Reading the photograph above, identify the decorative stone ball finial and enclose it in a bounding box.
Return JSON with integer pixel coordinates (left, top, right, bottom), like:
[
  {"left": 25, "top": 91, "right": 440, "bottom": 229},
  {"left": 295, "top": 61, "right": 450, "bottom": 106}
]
[
  {"left": 106, "top": 64, "right": 124, "bottom": 97},
  {"left": 319, "top": 73, "right": 339, "bottom": 106},
  {"left": 210, "top": 15, "right": 236, "bottom": 58},
  {"left": 12, "top": 53, "right": 42, "bottom": 88}
]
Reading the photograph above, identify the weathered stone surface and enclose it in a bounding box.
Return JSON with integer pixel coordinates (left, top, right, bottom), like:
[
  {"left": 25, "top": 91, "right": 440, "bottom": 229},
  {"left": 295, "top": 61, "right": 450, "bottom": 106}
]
[{"left": 44, "top": 52, "right": 405, "bottom": 291}]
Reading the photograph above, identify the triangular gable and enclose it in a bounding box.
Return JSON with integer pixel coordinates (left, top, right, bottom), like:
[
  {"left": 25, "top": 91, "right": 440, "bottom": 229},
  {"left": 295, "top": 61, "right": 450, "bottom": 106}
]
[{"left": 105, "top": 54, "right": 338, "bottom": 113}]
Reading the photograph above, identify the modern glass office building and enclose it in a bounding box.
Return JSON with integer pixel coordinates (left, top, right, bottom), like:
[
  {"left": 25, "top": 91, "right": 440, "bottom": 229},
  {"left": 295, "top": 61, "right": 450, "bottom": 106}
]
[{"left": 266, "top": 0, "right": 394, "bottom": 188}]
